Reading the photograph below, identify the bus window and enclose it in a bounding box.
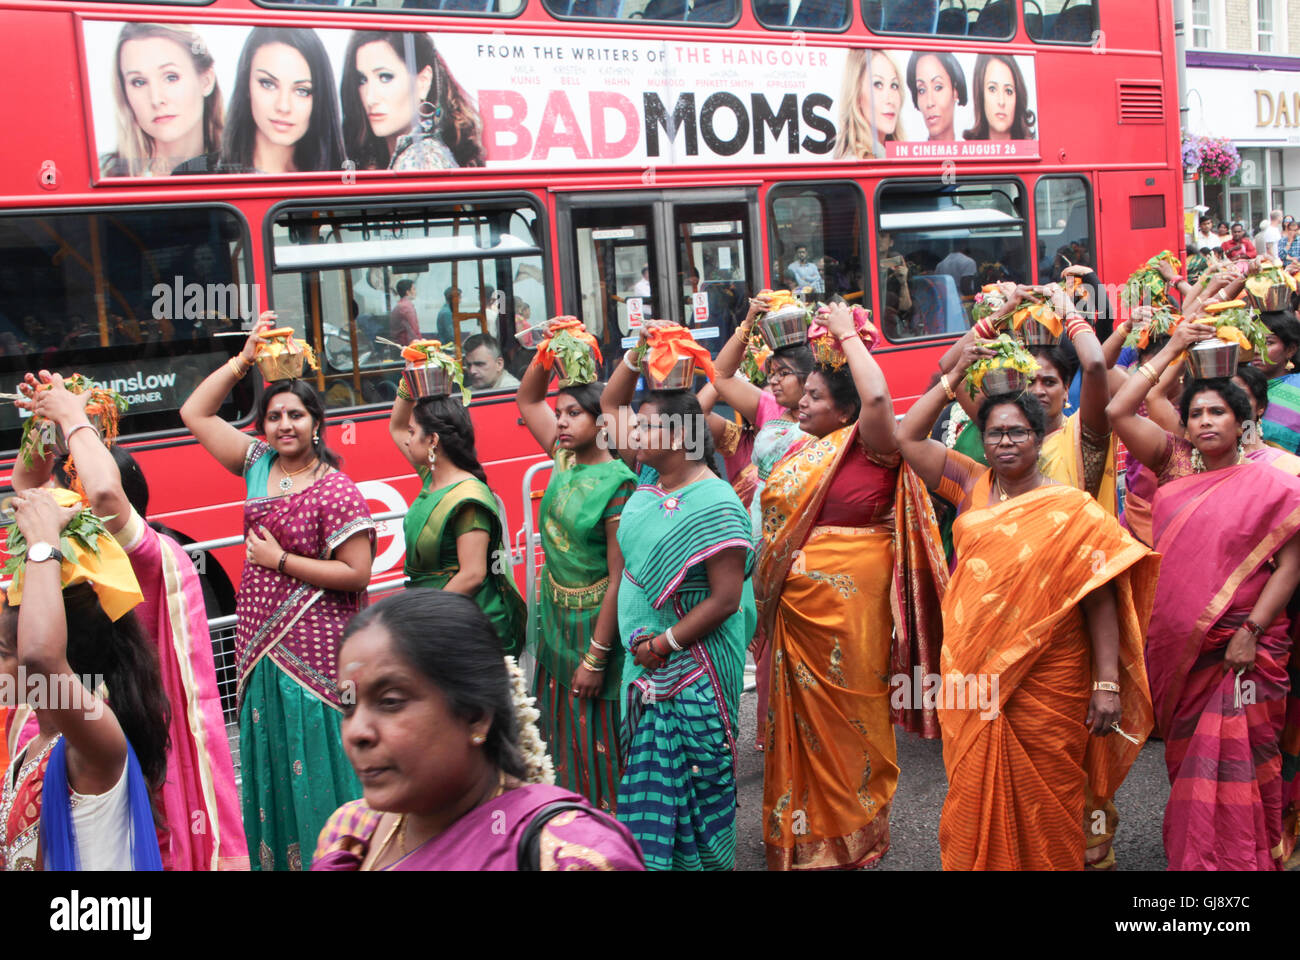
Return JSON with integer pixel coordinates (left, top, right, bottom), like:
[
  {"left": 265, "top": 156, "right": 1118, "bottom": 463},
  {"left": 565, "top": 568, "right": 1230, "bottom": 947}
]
[
  {"left": 1035, "top": 176, "right": 1094, "bottom": 284},
  {"left": 270, "top": 199, "right": 546, "bottom": 407},
  {"left": 257, "top": 0, "right": 526, "bottom": 15},
  {"left": 864, "top": 0, "right": 1016, "bottom": 38},
  {"left": 1024, "top": 0, "right": 1098, "bottom": 44},
  {"left": 543, "top": 0, "right": 738, "bottom": 24},
  {"left": 876, "top": 179, "right": 1029, "bottom": 341},
  {"left": 752, "top": 0, "right": 850, "bottom": 31},
  {"left": 768, "top": 182, "right": 866, "bottom": 307},
  {"left": 675, "top": 206, "right": 754, "bottom": 344},
  {"left": 0, "top": 206, "right": 255, "bottom": 452}
]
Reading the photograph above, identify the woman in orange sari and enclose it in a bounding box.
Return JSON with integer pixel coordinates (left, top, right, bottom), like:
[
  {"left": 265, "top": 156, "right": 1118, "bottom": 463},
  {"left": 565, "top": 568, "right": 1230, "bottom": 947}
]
[
  {"left": 758, "top": 304, "right": 911, "bottom": 870},
  {"left": 898, "top": 342, "right": 1159, "bottom": 870}
]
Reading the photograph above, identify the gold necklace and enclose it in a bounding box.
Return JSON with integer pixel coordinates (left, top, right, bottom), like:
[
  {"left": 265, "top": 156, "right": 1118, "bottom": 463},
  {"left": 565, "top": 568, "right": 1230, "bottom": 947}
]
[
  {"left": 363, "top": 814, "right": 405, "bottom": 871},
  {"left": 277, "top": 458, "right": 318, "bottom": 493}
]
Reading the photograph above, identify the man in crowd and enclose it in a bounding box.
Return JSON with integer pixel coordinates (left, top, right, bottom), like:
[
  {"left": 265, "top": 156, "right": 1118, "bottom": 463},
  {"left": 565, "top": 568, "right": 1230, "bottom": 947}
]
[
  {"left": 1194, "top": 216, "right": 1221, "bottom": 251},
  {"left": 1222, "top": 222, "right": 1257, "bottom": 261},
  {"left": 464, "top": 333, "right": 520, "bottom": 392}
]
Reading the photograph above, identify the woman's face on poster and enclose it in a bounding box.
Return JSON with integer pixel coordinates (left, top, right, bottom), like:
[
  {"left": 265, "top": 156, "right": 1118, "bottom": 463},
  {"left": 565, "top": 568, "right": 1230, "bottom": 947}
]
[
  {"left": 860, "top": 54, "right": 902, "bottom": 139},
  {"left": 250, "top": 42, "right": 314, "bottom": 150},
  {"left": 914, "top": 54, "right": 956, "bottom": 141},
  {"left": 983, "top": 59, "right": 1017, "bottom": 139},
  {"left": 120, "top": 37, "right": 213, "bottom": 146},
  {"left": 355, "top": 40, "right": 433, "bottom": 139}
]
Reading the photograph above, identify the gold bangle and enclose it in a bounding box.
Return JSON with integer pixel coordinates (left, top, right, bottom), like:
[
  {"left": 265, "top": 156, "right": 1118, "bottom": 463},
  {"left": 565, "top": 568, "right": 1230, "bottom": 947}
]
[
  {"left": 228, "top": 357, "right": 249, "bottom": 379},
  {"left": 396, "top": 380, "right": 413, "bottom": 401},
  {"left": 940, "top": 372, "right": 956, "bottom": 401},
  {"left": 1137, "top": 363, "right": 1160, "bottom": 386}
]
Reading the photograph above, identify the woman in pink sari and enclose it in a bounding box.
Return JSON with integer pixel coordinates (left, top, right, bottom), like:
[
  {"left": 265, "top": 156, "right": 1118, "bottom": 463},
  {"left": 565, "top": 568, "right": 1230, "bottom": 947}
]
[
  {"left": 314, "top": 590, "right": 644, "bottom": 870},
  {"left": 1109, "top": 321, "right": 1300, "bottom": 870},
  {"left": 17, "top": 374, "right": 247, "bottom": 870}
]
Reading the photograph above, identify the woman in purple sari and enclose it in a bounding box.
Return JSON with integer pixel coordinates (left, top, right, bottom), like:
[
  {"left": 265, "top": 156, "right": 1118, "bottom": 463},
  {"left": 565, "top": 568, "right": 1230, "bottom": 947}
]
[
  {"left": 314, "top": 590, "right": 644, "bottom": 870},
  {"left": 182, "top": 314, "right": 376, "bottom": 870},
  {"left": 1108, "top": 320, "right": 1300, "bottom": 870}
]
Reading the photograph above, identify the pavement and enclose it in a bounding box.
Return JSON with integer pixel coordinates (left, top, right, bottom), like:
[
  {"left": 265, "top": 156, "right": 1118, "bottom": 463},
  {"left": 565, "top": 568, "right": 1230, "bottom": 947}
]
[{"left": 731, "top": 688, "right": 1172, "bottom": 871}]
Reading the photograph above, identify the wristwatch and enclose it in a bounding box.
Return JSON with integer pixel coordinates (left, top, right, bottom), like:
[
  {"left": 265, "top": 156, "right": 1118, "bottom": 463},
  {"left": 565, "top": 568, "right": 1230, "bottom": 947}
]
[{"left": 27, "top": 542, "right": 64, "bottom": 564}]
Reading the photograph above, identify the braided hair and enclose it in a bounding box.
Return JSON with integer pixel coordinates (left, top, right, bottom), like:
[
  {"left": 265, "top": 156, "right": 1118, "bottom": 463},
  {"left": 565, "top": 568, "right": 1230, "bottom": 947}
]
[{"left": 412, "top": 396, "right": 488, "bottom": 482}]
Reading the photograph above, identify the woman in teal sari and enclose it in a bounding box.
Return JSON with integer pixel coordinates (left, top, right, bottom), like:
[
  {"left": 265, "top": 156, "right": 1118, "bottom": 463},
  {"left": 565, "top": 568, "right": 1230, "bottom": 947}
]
[
  {"left": 600, "top": 337, "right": 756, "bottom": 871},
  {"left": 516, "top": 360, "right": 635, "bottom": 811},
  {"left": 389, "top": 386, "right": 525, "bottom": 656},
  {"left": 181, "top": 314, "right": 374, "bottom": 870}
]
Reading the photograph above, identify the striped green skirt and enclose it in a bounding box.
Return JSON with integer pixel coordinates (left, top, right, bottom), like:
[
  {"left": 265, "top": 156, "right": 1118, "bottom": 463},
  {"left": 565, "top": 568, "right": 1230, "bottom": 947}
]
[
  {"left": 240, "top": 659, "right": 362, "bottom": 871},
  {"left": 534, "top": 583, "right": 626, "bottom": 812},
  {"left": 616, "top": 669, "right": 738, "bottom": 871}
]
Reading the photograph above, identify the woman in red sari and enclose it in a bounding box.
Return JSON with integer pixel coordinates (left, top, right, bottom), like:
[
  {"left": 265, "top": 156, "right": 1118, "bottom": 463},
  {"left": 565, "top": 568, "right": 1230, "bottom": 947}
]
[{"left": 1109, "top": 320, "right": 1300, "bottom": 870}]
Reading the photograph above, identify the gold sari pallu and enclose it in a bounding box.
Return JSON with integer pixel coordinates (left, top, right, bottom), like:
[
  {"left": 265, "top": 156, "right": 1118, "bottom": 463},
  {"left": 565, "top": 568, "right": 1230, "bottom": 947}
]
[
  {"left": 758, "top": 424, "right": 902, "bottom": 871},
  {"left": 939, "top": 484, "right": 1159, "bottom": 871}
]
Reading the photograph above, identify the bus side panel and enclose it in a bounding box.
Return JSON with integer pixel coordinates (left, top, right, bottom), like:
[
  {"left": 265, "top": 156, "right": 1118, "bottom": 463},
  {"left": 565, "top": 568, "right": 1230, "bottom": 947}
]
[{"left": 1096, "top": 169, "right": 1182, "bottom": 298}]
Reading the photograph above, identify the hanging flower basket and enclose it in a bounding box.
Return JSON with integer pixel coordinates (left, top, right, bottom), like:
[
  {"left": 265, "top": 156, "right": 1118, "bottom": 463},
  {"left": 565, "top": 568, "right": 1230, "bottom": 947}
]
[{"left": 1183, "top": 133, "right": 1240, "bottom": 183}]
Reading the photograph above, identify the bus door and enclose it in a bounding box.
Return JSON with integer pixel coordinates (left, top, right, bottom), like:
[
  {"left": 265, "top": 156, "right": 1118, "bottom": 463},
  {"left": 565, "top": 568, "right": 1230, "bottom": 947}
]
[
  {"left": 555, "top": 189, "right": 759, "bottom": 379},
  {"left": 1095, "top": 170, "right": 1181, "bottom": 293}
]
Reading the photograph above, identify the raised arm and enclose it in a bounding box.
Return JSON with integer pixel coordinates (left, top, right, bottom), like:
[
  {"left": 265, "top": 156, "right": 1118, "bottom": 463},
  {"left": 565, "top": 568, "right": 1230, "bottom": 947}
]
[
  {"left": 1106, "top": 321, "right": 1215, "bottom": 471},
  {"left": 823, "top": 303, "right": 897, "bottom": 454},
  {"left": 388, "top": 389, "right": 421, "bottom": 470},
  {"left": 29, "top": 374, "right": 130, "bottom": 535},
  {"left": 1046, "top": 284, "right": 1109, "bottom": 438},
  {"left": 10, "top": 490, "right": 128, "bottom": 796},
  {"left": 180, "top": 313, "right": 270, "bottom": 476},
  {"left": 897, "top": 340, "right": 994, "bottom": 490},
  {"left": 515, "top": 355, "right": 557, "bottom": 454},
  {"left": 710, "top": 297, "right": 768, "bottom": 423},
  {"left": 600, "top": 323, "right": 659, "bottom": 470}
]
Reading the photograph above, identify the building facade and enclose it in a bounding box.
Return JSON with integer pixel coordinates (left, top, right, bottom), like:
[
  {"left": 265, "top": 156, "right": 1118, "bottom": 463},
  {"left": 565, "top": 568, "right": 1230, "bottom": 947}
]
[{"left": 1184, "top": 0, "right": 1300, "bottom": 229}]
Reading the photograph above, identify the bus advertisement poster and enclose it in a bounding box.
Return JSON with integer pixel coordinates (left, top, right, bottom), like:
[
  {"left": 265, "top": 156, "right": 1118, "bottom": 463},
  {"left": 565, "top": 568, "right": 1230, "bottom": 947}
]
[{"left": 80, "top": 21, "right": 1039, "bottom": 179}]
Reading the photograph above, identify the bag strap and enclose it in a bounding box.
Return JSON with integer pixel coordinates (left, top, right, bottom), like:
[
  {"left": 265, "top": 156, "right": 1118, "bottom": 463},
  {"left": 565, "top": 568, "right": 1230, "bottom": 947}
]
[{"left": 515, "top": 800, "right": 598, "bottom": 871}]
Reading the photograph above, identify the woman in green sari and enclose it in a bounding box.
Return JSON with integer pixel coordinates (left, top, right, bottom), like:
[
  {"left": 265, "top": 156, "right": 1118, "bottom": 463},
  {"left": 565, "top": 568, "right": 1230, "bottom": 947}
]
[
  {"left": 600, "top": 334, "right": 756, "bottom": 871},
  {"left": 516, "top": 361, "right": 636, "bottom": 812},
  {"left": 389, "top": 387, "right": 525, "bottom": 655}
]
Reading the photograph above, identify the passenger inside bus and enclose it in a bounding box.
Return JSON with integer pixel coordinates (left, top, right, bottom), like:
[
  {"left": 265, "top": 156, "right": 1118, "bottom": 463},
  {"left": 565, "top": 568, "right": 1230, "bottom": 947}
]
[{"left": 463, "top": 334, "right": 520, "bottom": 392}]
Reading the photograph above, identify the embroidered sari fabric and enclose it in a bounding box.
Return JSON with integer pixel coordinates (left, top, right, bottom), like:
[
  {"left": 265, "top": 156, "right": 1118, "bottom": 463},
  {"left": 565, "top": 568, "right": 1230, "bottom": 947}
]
[
  {"left": 939, "top": 481, "right": 1157, "bottom": 870},
  {"left": 404, "top": 471, "right": 526, "bottom": 657},
  {"left": 115, "top": 509, "right": 247, "bottom": 871},
  {"left": 1, "top": 735, "right": 162, "bottom": 871},
  {"left": 615, "top": 466, "right": 755, "bottom": 871},
  {"left": 237, "top": 442, "right": 376, "bottom": 708},
  {"left": 238, "top": 442, "right": 373, "bottom": 871},
  {"left": 1148, "top": 463, "right": 1300, "bottom": 870},
  {"left": 312, "top": 784, "right": 644, "bottom": 870},
  {"left": 534, "top": 449, "right": 636, "bottom": 811},
  {"left": 757, "top": 424, "right": 903, "bottom": 870}
]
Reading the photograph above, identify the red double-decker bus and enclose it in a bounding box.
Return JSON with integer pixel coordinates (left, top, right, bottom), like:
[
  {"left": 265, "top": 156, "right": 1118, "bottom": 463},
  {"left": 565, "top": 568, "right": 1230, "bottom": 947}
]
[{"left": 0, "top": 0, "right": 1182, "bottom": 631}]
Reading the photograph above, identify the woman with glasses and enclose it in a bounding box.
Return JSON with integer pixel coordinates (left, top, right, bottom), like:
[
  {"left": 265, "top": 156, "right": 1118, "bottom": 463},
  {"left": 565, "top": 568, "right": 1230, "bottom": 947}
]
[
  {"left": 896, "top": 342, "right": 1158, "bottom": 871},
  {"left": 709, "top": 295, "right": 812, "bottom": 749}
]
